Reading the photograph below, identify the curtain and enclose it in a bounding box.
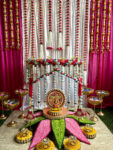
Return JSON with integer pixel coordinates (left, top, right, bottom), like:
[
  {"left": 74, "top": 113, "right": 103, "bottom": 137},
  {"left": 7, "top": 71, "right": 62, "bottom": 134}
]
[
  {"left": 88, "top": 0, "right": 113, "bottom": 107},
  {"left": 0, "top": 0, "right": 23, "bottom": 108}
]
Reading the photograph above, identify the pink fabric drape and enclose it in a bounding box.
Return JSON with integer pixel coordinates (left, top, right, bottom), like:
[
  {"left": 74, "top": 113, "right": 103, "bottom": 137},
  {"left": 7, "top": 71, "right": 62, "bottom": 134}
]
[
  {"left": 0, "top": 0, "right": 23, "bottom": 108},
  {"left": 88, "top": 0, "right": 113, "bottom": 107}
]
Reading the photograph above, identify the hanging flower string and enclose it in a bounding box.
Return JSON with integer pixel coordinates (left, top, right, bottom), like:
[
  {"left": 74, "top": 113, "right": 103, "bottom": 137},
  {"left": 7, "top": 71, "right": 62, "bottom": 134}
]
[
  {"left": 65, "top": 0, "right": 70, "bottom": 57},
  {"left": 67, "top": 65, "right": 71, "bottom": 105},
  {"left": 24, "top": 0, "right": 29, "bottom": 60},
  {"left": 83, "top": 0, "right": 89, "bottom": 70},
  {"left": 3, "top": 0, "right": 9, "bottom": 50},
  {"left": 106, "top": 0, "right": 112, "bottom": 51},
  {"left": 31, "top": 0, "right": 36, "bottom": 57},
  {"left": 95, "top": 0, "right": 101, "bottom": 52},
  {"left": 26, "top": 58, "right": 82, "bottom": 66},
  {"left": 39, "top": 0, "right": 44, "bottom": 58},
  {"left": 9, "top": 0, "right": 15, "bottom": 49},
  {"left": 57, "top": 0, "right": 63, "bottom": 51},
  {"left": 36, "top": 66, "right": 41, "bottom": 108},
  {"left": 15, "top": 0, "right": 20, "bottom": 50},
  {"left": 101, "top": 0, "right": 107, "bottom": 53},
  {"left": 44, "top": 65, "right": 47, "bottom": 105},
  {"left": 47, "top": 0, "right": 54, "bottom": 50},
  {"left": 90, "top": 0, "right": 96, "bottom": 53},
  {"left": 75, "top": 0, "right": 80, "bottom": 57},
  {"left": 27, "top": 68, "right": 79, "bottom": 84}
]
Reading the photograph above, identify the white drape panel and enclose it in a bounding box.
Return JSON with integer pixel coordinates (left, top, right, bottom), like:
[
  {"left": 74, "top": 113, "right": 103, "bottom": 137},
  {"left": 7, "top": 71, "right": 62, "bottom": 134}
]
[{"left": 21, "top": 0, "right": 90, "bottom": 109}]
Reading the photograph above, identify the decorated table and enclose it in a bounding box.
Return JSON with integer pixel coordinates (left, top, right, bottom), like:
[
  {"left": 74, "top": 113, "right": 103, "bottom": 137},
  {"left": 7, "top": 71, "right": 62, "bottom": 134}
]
[{"left": 0, "top": 108, "right": 113, "bottom": 150}]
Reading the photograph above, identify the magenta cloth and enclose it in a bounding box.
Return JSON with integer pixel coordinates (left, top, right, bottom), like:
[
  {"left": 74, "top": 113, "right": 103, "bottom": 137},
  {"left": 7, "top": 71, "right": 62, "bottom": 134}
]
[
  {"left": 88, "top": 0, "right": 113, "bottom": 107},
  {"left": 0, "top": 0, "right": 23, "bottom": 108},
  {"left": 65, "top": 118, "right": 90, "bottom": 144},
  {"left": 34, "top": 111, "right": 43, "bottom": 117},
  {"left": 29, "top": 119, "right": 51, "bottom": 150}
]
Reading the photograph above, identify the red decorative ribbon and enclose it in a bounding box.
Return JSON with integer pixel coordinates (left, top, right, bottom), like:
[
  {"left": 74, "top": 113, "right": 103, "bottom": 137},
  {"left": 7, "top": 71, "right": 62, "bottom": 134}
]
[
  {"left": 78, "top": 78, "right": 82, "bottom": 96},
  {"left": 75, "top": 0, "right": 80, "bottom": 57}
]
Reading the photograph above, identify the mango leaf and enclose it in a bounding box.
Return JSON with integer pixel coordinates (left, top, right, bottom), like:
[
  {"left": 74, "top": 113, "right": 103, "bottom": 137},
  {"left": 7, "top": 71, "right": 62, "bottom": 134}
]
[
  {"left": 51, "top": 119, "right": 65, "bottom": 150},
  {"left": 67, "top": 115, "right": 95, "bottom": 125},
  {"left": 22, "top": 116, "right": 46, "bottom": 129}
]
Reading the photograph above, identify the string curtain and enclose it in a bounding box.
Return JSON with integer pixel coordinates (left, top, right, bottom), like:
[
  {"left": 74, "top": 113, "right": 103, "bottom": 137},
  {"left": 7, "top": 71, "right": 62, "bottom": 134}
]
[{"left": 21, "top": 0, "right": 90, "bottom": 109}]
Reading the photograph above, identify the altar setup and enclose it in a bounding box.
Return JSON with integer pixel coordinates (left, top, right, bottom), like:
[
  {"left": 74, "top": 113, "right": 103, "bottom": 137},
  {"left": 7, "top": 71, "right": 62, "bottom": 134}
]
[{"left": 0, "top": 0, "right": 113, "bottom": 150}]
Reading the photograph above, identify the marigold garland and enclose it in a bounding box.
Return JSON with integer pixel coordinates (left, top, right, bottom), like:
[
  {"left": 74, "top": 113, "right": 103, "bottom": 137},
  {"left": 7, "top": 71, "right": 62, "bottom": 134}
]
[
  {"left": 101, "top": 0, "right": 107, "bottom": 53},
  {"left": 106, "top": 0, "right": 112, "bottom": 51},
  {"left": 3, "top": 0, "right": 9, "bottom": 50},
  {"left": 95, "top": 0, "right": 101, "bottom": 52},
  {"left": 9, "top": 0, "right": 15, "bottom": 49},
  {"left": 90, "top": 0, "right": 96, "bottom": 53},
  {"left": 15, "top": 0, "right": 20, "bottom": 50}
]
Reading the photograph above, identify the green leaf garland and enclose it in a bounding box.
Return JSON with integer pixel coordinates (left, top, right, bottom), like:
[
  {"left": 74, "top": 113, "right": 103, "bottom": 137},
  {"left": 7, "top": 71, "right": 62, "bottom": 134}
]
[
  {"left": 22, "top": 116, "right": 46, "bottom": 129},
  {"left": 67, "top": 115, "right": 95, "bottom": 125},
  {"left": 51, "top": 119, "right": 65, "bottom": 150}
]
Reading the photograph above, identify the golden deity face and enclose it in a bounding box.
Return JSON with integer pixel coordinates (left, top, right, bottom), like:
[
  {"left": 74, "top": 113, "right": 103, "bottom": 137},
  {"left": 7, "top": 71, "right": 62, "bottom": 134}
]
[{"left": 46, "top": 89, "right": 65, "bottom": 108}]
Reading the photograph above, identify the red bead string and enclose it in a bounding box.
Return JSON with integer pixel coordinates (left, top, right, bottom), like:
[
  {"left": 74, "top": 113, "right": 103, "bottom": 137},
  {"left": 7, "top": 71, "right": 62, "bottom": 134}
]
[
  {"left": 47, "top": 0, "right": 54, "bottom": 50},
  {"left": 57, "top": 0, "right": 63, "bottom": 51},
  {"left": 65, "top": 0, "right": 70, "bottom": 47},
  {"left": 75, "top": 0, "right": 80, "bottom": 58},
  {"left": 24, "top": 0, "right": 29, "bottom": 60},
  {"left": 31, "top": 0, "right": 36, "bottom": 57},
  {"left": 58, "top": 0, "right": 63, "bottom": 33},
  {"left": 39, "top": 0, "right": 44, "bottom": 45},
  {"left": 48, "top": 0, "right": 52, "bottom": 32},
  {"left": 83, "top": 0, "right": 89, "bottom": 70}
]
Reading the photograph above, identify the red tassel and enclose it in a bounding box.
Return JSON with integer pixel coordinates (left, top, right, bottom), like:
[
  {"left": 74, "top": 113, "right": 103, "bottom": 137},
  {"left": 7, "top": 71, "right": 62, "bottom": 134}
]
[
  {"left": 29, "top": 77, "right": 33, "bottom": 97},
  {"left": 78, "top": 78, "right": 82, "bottom": 96}
]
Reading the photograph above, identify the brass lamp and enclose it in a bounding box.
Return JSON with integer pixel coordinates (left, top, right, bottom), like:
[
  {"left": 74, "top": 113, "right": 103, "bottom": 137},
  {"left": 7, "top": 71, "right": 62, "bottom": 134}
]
[
  {"left": 95, "top": 90, "right": 110, "bottom": 116},
  {"left": 0, "top": 92, "right": 9, "bottom": 120},
  {"left": 3, "top": 99, "right": 19, "bottom": 127},
  {"left": 88, "top": 96, "right": 103, "bottom": 122},
  {"left": 15, "top": 89, "right": 28, "bottom": 119}
]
